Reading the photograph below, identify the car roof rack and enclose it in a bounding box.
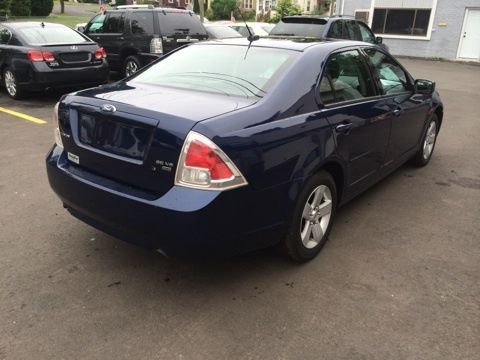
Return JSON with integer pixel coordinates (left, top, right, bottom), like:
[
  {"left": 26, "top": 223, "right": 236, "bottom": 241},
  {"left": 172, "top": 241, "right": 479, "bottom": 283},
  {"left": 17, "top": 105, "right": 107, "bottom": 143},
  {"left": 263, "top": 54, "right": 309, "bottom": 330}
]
[{"left": 115, "top": 4, "right": 154, "bottom": 10}]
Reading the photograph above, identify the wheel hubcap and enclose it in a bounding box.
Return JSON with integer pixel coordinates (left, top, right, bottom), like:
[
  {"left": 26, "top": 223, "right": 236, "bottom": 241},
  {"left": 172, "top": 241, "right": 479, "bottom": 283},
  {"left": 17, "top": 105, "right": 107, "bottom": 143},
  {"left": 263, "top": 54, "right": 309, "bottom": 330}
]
[
  {"left": 4, "top": 71, "right": 16, "bottom": 96},
  {"left": 125, "top": 60, "right": 138, "bottom": 76},
  {"left": 300, "top": 185, "right": 333, "bottom": 249},
  {"left": 423, "top": 121, "right": 437, "bottom": 160}
]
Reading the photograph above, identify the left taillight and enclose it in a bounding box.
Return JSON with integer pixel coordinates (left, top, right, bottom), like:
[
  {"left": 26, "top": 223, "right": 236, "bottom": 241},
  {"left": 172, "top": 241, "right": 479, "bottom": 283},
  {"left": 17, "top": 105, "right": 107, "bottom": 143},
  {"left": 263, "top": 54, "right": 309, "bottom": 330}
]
[
  {"left": 27, "top": 49, "right": 55, "bottom": 62},
  {"left": 94, "top": 47, "right": 107, "bottom": 59},
  {"left": 175, "top": 131, "right": 248, "bottom": 191},
  {"left": 53, "top": 102, "right": 63, "bottom": 149}
]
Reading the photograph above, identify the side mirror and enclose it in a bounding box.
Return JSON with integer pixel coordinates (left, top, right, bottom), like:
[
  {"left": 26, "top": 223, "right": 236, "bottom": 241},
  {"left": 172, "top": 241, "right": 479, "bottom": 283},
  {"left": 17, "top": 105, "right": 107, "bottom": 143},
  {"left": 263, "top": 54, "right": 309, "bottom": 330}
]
[
  {"left": 77, "top": 26, "right": 85, "bottom": 33},
  {"left": 415, "top": 79, "right": 435, "bottom": 95},
  {"left": 375, "top": 36, "right": 383, "bottom": 44}
]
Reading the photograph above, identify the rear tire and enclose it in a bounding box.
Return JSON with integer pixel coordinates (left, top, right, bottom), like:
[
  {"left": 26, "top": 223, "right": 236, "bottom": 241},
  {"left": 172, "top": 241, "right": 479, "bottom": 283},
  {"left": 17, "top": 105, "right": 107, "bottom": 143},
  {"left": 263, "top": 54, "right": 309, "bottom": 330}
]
[
  {"left": 3, "top": 68, "right": 26, "bottom": 100},
  {"left": 411, "top": 114, "right": 439, "bottom": 167},
  {"left": 123, "top": 55, "right": 141, "bottom": 78},
  {"left": 282, "top": 171, "right": 337, "bottom": 262}
]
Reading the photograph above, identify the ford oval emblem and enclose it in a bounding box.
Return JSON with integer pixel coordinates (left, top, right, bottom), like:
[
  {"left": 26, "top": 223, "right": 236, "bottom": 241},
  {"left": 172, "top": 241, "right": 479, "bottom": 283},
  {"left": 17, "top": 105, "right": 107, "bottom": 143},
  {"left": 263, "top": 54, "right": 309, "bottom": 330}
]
[{"left": 101, "top": 104, "right": 116, "bottom": 113}]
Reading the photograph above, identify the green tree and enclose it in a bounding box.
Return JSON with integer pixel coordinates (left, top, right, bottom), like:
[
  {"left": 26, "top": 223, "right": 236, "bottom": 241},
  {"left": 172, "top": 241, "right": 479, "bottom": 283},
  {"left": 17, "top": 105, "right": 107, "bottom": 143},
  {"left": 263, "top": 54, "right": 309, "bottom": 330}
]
[
  {"left": 0, "top": 0, "right": 12, "bottom": 15},
  {"left": 270, "top": 0, "right": 301, "bottom": 23},
  {"left": 31, "top": 0, "right": 54, "bottom": 16},
  {"left": 210, "top": 0, "right": 237, "bottom": 21},
  {"left": 11, "top": 0, "right": 31, "bottom": 16}
]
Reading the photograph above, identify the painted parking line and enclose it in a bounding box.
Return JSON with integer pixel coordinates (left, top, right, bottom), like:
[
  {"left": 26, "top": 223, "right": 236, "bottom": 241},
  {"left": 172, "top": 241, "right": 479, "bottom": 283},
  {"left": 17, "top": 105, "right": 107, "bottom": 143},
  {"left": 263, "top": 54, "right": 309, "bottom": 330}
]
[{"left": 0, "top": 107, "right": 47, "bottom": 125}]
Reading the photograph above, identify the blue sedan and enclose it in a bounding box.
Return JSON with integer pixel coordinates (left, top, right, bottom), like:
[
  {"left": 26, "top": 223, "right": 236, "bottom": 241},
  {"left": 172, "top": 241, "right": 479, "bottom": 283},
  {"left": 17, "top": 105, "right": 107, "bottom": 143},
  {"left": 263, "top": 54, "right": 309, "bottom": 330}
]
[{"left": 46, "top": 38, "right": 443, "bottom": 261}]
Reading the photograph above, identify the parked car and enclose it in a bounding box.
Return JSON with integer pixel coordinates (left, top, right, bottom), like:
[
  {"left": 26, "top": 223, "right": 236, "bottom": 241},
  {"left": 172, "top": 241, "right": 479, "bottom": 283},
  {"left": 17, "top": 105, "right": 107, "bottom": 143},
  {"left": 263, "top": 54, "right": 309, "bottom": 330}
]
[
  {"left": 230, "top": 22, "right": 274, "bottom": 37},
  {"left": 83, "top": 8, "right": 208, "bottom": 76},
  {"left": 0, "top": 22, "right": 108, "bottom": 99},
  {"left": 270, "top": 15, "right": 388, "bottom": 51},
  {"left": 46, "top": 38, "right": 443, "bottom": 261},
  {"left": 204, "top": 23, "right": 242, "bottom": 39}
]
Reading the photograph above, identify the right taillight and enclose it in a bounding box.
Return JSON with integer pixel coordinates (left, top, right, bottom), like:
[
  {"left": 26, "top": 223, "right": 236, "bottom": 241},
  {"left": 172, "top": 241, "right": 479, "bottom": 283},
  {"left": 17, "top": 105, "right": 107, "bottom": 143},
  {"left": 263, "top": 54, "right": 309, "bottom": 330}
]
[
  {"left": 150, "top": 37, "right": 163, "bottom": 54},
  {"left": 53, "top": 102, "right": 63, "bottom": 149},
  {"left": 175, "top": 131, "right": 247, "bottom": 191}
]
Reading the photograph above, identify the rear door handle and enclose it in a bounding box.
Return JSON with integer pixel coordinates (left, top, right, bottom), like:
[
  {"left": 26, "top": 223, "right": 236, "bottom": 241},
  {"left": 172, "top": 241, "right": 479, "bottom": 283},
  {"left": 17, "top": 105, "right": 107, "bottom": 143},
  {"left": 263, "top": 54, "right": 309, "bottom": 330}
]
[{"left": 335, "top": 122, "right": 353, "bottom": 134}]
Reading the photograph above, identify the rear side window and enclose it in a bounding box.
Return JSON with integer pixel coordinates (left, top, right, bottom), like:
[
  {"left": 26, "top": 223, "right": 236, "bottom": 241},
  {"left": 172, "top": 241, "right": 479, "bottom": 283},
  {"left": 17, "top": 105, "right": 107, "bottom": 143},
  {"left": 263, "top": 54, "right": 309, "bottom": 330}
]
[
  {"left": 327, "top": 20, "right": 344, "bottom": 39},
  {"left": 358, "top": 22, "right": 375, "bottom": 43},
  {"left": 364, "top": 49, "right": 411, "bottom": 95},
  {"left": 320, "top": 50, "right": 375, "bottom": 104},
  {"left": 104, "top": 12, "right": 125, "bottom": 33},
  {"left": 130, "top": 11, "right": 154, "bottom": 35},
  {"left": 86, "top": 14, "right": 106, "bottom": 33},
  {"left": 0, "top": 26, "right": 11, "bottom": 44},
  {"left": 270, "top": 17, "right": 328, "bottom": 37},
  {"left": 345, "top": 21, "right": 362, "bottom": 41},
  {"left": 17, "top": 25, "right": 89, "bottom": 45},
  {"left": 157, "top": 12, "right": 206, "bottom": 35}
]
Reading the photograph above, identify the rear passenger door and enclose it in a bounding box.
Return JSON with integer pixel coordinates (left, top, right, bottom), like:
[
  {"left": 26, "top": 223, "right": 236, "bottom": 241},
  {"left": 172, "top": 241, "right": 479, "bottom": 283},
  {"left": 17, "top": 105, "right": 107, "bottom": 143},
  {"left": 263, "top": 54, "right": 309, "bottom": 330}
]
[
  {"left": 364, "top": 48, "right": 429, "bottom": 163},
  {"left": 100, "top": 11, "right": 127, "bottom": 67},
  {"left": 318, "top": 49, "right": 391, "bottom": 198}
]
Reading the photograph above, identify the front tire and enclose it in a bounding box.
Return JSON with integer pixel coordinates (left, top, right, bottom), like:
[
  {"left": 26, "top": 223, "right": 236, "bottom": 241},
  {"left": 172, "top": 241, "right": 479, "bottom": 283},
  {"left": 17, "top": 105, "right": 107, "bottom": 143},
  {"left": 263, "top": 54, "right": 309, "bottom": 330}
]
[
  {"left": 123, "top": 55, "right": 141, "bottom": 78},
  {"left": 3, "top": 68, "right": 26, "bottom": 100},
  {"left": 282, "top": 171, "right": 337, "bottom": 262},
  {"left": 411, "top": 114, "right": 439, "bottom": 167}
]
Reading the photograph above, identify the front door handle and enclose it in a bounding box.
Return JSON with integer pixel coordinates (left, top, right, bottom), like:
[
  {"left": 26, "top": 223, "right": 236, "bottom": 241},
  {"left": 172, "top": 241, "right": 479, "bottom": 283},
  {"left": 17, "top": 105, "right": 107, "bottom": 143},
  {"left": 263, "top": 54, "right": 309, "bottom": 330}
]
[
  {"left": 392, "top": 107, "right": 403, "bottom": 116},
  {"left": 335, "top": 122, "right": 353, "bottom": 134}
]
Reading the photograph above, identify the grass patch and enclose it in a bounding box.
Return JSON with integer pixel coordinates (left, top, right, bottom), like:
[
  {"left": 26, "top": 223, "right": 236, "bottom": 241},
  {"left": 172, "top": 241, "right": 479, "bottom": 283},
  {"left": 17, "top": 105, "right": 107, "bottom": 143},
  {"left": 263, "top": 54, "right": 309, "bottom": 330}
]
[
  {"left": 53, "top": 0, "right": 100, "bottom": 13},
  {"left": 10, "top": 14, "right": 91, "bottom": 28}
]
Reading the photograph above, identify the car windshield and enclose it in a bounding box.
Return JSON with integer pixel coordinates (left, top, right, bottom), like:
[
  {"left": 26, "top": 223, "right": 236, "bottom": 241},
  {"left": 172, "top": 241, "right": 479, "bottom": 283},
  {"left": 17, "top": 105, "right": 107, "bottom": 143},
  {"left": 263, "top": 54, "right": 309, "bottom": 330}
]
[
  {"left": 131, "top": 44, "right": 298, "bottom": 98},
  {"left": 17, "top": 24, "right": 89, "bottom": 45},
  {"left": 206, "top": 26, "right": 242, "bottom": 39},
  {"left": 270, "top": 18, "right": 327, "bottom": 37},
  {"left": 157, "top": 12, "right": 207, "bottom": 35}
]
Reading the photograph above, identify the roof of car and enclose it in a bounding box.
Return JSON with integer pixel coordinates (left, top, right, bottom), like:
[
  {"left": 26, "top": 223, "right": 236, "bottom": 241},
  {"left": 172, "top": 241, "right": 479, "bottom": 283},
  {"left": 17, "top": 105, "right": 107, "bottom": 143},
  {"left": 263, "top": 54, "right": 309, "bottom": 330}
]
[
  {"left": 0, "top": 21, "right": 68, "bottom": 29},
  {"left": 107, "top": 7, "right": 193, "bottom": 13},
  {"left": 199, "top": 37, "right": 367, "bottom": 52},
  {"left": 282, "top": 15, "right": 355, "bottom": 21}
]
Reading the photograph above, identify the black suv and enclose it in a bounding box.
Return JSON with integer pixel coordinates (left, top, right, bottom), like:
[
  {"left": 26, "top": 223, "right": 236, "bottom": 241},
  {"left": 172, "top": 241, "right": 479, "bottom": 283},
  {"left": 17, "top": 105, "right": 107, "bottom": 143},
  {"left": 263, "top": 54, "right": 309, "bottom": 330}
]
[
  {"left": 270, "top": 16, "right": 388, "bottom": 51},
  {"left": 84, "top": 7, "right": 208, "bottom": 76}
]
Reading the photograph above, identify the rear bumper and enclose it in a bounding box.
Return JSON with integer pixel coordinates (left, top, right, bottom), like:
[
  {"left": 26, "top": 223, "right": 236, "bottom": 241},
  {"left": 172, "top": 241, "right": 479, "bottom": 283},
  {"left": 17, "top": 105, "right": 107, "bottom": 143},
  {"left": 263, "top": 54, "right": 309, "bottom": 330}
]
[
  {"left": 138, "top": 53, "right": 162, "bottom": 66},
  {"left": 18, "top": 61, "right": 109, "bottom": 91},
  {"left": 46, "top": 146, "right": 287, "bottom": 258}
]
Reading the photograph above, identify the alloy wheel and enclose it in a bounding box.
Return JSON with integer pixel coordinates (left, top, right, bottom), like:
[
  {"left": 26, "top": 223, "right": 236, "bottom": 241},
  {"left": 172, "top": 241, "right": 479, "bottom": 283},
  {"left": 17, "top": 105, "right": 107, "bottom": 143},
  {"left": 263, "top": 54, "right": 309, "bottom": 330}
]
[
  {"left": 4, "top": 70, "right": 17, "bottom": 97},
  {"left": 300, "top": 185, "right": 333, "bottom": 249},
  {"left": 423, "top": 121, "right": 437, "bottom": 160},
  {"left": 125, "top": 60, "right": 139, "bottom": 77}
]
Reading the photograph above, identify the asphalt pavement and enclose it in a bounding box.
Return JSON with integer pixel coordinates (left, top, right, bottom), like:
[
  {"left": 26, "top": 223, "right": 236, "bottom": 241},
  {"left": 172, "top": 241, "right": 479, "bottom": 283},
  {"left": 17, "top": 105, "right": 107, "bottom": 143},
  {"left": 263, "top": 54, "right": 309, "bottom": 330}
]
[{"left": 0, "top": 59, "right": 479, "bottom": 359}]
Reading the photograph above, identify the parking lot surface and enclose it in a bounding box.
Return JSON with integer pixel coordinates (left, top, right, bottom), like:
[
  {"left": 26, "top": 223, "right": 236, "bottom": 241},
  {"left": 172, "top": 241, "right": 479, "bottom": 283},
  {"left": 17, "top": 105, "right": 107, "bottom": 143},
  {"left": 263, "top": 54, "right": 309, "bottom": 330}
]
[{"left": 0, "top": 59, "right": 479, "bottom": 359}]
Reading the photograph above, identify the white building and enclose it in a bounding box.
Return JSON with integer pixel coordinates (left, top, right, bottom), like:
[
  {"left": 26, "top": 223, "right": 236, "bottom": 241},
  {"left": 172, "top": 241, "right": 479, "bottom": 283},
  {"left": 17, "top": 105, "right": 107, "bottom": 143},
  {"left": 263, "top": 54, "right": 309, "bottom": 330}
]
[{"left": 339, "top": 0, "right": 480, "bottom": 61}]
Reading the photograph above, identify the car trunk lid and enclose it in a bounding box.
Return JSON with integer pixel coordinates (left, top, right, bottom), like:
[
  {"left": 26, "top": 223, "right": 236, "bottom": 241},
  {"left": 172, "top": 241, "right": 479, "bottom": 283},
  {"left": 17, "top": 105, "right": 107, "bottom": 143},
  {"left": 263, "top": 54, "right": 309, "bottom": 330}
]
[
  {"left": 59, "top": 84, "right": 256, "bottom": 197},
  {"left": 40, "top": 43, "right": 101, "bottom": 68}
]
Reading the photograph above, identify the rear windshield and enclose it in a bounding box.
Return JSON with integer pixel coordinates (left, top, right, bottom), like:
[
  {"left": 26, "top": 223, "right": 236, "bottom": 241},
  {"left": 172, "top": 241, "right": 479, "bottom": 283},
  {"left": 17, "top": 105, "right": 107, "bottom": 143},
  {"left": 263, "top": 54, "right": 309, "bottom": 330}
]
[
  {"left": 157, "top": 12, "right": 206, "bottom": 35},
  {"left": 270, "top": 18, "right": 328, "bottom": 37},
  {"left": 206, "top": 26, "right": 242, "bottom": 39},
  {"left": 132, "top": 44, "right": 298, "bottom": 98},
  {"left": 17, "top": 25, "right": 89, "bottom": 45}
]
